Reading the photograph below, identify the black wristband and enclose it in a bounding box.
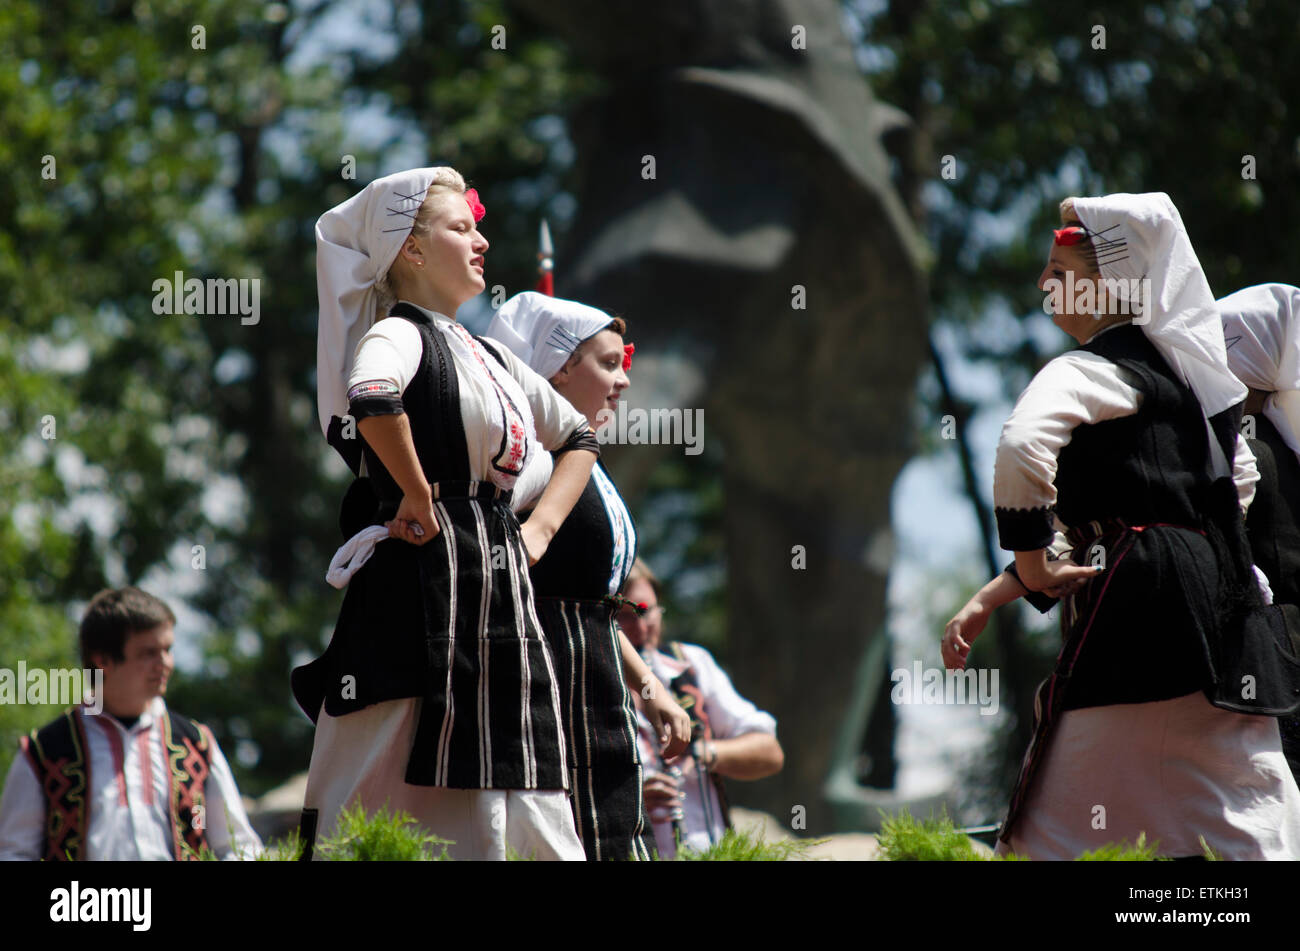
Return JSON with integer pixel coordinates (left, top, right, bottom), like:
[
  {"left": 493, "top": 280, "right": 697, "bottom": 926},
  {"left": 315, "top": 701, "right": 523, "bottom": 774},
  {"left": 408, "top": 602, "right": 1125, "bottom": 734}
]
[{"left": 1003, "top": 562, "right": 1059, "bottom": 614}]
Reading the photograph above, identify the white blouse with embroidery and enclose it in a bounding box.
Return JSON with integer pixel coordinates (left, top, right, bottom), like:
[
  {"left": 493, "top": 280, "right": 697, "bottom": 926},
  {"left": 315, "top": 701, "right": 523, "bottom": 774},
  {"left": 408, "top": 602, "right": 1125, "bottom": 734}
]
[{"left": 347, "top": 303, "right": 588, "bottom": 508}]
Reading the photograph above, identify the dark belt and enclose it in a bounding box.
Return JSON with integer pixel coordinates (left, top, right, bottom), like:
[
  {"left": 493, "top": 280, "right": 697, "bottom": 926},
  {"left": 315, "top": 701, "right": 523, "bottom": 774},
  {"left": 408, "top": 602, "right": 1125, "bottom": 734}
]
[
  {"left": 1064, "top": 517, "right": 1205, "bottom": 551},
  {"left": 430, "top": 480, "right": 514, "bottom": 504}
]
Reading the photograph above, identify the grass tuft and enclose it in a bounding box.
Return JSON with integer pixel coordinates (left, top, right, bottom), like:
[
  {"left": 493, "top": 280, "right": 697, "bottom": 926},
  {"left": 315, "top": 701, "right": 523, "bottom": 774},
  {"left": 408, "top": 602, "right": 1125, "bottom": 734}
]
[
  {"left": 313, "top": 801, "right": 453, "bottom": 862},
  {"left": 876, "top": 808, "right": 995, "bottom": 861},
  {"left": 674, "top": 827, "right": 820, "bottom": 861}
]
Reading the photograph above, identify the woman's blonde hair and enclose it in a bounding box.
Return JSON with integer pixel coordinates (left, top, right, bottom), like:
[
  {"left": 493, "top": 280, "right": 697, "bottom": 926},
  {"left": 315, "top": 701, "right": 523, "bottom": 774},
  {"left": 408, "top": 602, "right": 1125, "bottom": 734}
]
[{"left": 374, "top": 166, "right": 469, "bottom": 316}]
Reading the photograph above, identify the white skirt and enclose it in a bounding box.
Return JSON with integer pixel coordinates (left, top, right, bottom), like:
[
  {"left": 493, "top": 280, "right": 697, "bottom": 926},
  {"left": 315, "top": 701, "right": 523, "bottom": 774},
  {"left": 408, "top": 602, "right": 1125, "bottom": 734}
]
[
  {"left": 997, "top": 691, "right": 1300, "bottom": 860},
  {"left": 303, "top": 698, "right": 585, "bottom": 861}
]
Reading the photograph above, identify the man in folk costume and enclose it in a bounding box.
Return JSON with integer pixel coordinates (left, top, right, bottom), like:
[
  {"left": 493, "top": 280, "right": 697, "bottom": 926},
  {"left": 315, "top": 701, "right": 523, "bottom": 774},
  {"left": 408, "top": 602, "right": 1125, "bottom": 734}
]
[
  {"left": 296, "top": 167, "right": 597, "bottom": 860},
  {"left": 0, "top": 587, "right": 262, "bottom": 860},
  {"left": 618, "top": 558, "right": 783, "bottom": 859},
  {"left": 942, "top": 192, "right": 1300, "bottom": 859}
]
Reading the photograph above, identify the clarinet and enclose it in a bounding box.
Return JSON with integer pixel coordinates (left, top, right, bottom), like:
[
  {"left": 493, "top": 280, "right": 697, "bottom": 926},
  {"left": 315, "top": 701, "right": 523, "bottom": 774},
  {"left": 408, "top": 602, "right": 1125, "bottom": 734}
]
[{"left": 650, "top": 722, "right": 687, "bottom": 849}]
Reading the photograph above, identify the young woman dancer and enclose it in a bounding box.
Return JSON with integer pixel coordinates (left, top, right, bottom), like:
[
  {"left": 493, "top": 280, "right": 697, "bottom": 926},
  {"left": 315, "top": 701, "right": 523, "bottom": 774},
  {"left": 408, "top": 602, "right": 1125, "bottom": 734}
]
[
  {"left": 1219, "top": 282, "right": 1300, "bottom": 782},
  {"left": 294, "top": 168, "right": 597, "bottom": 860},
  {"left": 486, "top": 291, "right": 690, "bottom": 860}
]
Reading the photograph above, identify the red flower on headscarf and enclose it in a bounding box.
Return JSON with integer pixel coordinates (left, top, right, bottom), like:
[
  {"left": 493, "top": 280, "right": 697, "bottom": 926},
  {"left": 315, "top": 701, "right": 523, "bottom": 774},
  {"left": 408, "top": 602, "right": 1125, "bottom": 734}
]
[
  {"left": 1053, "top": 226, "right": 1087, "bottom": 246},
  {"left": 622, "top": 342, "right": 635, "bottom": 372},
  {"left": 464, "top": 188, "right": 486, "bottom": 223}
]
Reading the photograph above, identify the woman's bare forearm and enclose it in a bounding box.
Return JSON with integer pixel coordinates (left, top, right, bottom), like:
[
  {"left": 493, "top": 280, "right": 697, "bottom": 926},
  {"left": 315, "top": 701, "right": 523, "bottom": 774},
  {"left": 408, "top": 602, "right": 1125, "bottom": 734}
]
[{"left": 357, "top": 415, "right": 430, "bottom": 501}]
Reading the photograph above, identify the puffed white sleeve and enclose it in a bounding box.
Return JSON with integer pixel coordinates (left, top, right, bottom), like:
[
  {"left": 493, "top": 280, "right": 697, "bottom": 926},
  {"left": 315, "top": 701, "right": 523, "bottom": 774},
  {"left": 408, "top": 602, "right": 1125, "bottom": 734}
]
[
  {"left": 345, "top": 317, "right": 423, "bottom": 421},
  {"left": 200, "top": 730, "right": 264, "bottom": 861},
  {"left": 993, "top": 351, "right": 1142, "bottom": 551},
  {"left": 1232, "top": 432, "right": 1259, "bottom": 514},
  {"left": 491, "top": 341, "right": 596, "bottom": 453},
  {"left": 509, "top": 438, "right": 554, "bottom": 512},
  {"left": 0, "top": 753, "right": 44, "bottom": 861}
]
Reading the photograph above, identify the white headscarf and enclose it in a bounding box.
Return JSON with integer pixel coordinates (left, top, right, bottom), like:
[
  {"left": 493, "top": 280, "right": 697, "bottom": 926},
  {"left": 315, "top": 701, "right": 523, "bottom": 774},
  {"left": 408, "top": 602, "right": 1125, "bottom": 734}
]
[
  {"left": 484, "top": 291, "right": 615, "bottom": 379},
  {"left": 1072, "top": 192, "right": 1247, "bottom": 473},
  {"left": 316, "top": 167, "right": 456, "bottom": 436},
  {"left": 1218, "top": 283, "right": 1300, "bottom": 464}
]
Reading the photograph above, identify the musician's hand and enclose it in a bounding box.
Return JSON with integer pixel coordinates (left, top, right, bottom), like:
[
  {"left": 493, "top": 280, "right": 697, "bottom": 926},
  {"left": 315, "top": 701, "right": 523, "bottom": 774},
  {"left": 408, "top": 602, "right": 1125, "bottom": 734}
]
[
  {"left": 387, "top": 491, "right": 438, "bottom": 545},
  {"left": 643, "top": 677, "right": 691, "bottom": 760},
  {"left": 643, "top": 769, "right": 682, "bottom": 819}
]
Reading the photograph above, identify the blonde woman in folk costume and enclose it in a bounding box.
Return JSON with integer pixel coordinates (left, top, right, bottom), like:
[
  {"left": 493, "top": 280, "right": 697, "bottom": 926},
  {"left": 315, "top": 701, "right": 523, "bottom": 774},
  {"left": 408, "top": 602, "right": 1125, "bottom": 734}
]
[
  {"left": 486, "top": 292, "right": 691, "bottom": 860},
  {"left": 942, "top": 192, "right": 1300, "bottom": 859},
  {"left": 293, "top": 167, "right": 598, "bottom": 860}
]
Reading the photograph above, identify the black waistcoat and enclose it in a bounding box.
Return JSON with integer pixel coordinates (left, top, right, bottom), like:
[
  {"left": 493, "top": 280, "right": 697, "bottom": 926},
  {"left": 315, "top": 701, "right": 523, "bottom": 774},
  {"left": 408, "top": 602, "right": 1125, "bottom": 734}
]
[
  {"left": 1050, "top": 325, "right": 1246, "bottom": 709},
  {"left": 529, "top": 461, "right": 630, "bottom": 601},
  {"left": 1247, "top": 416, "right": 1300, "bottom": 607},
  {"left": 295, "top": 304, "right": 569, "bottom": 791}
]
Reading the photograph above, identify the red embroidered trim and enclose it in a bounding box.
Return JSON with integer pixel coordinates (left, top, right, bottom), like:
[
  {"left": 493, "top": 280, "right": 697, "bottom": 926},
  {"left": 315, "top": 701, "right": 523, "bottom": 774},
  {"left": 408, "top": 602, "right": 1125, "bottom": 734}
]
[
  {"left": 446, "top": 323, "right": 528, "bottom": 480},
  {"left": 95, "top": 717, "right": 128, "bottom": 806},
  {"left": 138, "top": 730, "right": 155, "bottom": 807}
]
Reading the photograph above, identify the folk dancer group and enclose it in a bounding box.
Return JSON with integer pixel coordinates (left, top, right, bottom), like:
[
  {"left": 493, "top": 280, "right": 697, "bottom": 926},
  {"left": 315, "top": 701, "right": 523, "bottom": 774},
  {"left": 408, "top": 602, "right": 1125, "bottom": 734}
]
[
  {"left": 6, "top": 170, "right": 1300, "bottom": 862},
  {"left": 293, "top": 166, "right": 780, "bottom": 860}
]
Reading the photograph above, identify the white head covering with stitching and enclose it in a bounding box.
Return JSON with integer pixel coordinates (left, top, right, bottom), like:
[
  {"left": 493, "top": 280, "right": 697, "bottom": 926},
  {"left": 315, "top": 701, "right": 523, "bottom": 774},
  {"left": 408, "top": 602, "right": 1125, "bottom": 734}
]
[
  {"left": 1072, "top": 192, "right": 1247, "bottom": 473},
  {"left": 1218, "top": 282, "right": 1300, "bottom": 465},
  {"left": 484, "top": 291, "right": 615, "bottom": 379},
  {"left": 315, "top": 166, "right": 458, "bottom": 436}
]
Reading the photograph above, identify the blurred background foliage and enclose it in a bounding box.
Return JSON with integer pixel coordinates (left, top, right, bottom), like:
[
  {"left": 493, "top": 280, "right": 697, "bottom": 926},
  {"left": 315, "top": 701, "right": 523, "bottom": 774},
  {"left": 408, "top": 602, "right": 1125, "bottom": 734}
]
[{"left": 2, "top": 0, "right": 1298, "bottom": 810}]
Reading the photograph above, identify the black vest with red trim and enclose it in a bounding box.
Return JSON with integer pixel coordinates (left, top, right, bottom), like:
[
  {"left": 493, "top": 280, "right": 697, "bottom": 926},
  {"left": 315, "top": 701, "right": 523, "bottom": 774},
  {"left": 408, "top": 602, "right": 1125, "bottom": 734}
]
[{"left": 20, "top": 706, "right": 214, "bottom": 861}]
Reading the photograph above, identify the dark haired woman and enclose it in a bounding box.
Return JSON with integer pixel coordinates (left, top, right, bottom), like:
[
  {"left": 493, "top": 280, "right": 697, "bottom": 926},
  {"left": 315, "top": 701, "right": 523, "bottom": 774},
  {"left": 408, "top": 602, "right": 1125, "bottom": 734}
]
[{"left": 486, "top": 292, "right": 691, "bottom": 860}]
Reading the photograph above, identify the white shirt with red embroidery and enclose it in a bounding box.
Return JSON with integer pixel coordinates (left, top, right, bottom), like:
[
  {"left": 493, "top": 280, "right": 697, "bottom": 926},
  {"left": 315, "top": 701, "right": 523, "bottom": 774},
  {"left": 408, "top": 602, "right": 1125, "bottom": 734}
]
[
  {"left": 347, "top": 303, "right": 588, "bottom": 510},
  {"left": 0, "top": 697, "right": 262, "bottom": 861}
]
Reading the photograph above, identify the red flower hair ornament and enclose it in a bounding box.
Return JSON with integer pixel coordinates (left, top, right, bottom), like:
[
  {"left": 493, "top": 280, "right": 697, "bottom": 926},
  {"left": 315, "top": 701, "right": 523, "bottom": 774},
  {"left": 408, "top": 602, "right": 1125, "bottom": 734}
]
[
  {"left": 1053, "top": 225, "right": 1087, "bottom": 246},
  {"left": 464, "top": 188, "right": 486, "bottom": 223},
  {"left": 622, "top": 342, "right": 635, "bottom": 372}
]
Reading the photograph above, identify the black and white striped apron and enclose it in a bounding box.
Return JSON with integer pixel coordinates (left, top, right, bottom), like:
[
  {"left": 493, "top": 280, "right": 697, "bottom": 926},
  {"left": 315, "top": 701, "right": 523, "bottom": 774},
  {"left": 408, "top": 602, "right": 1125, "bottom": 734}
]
[{"left": 293, "top": 304, "right": 569, "bottom": 791}]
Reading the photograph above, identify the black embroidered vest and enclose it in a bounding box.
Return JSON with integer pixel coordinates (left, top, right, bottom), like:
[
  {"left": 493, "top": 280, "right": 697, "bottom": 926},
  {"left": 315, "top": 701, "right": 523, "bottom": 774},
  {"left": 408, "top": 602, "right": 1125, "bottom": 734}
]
[{"left": 20, "top": 707, "right": 214, "bottom": 861}]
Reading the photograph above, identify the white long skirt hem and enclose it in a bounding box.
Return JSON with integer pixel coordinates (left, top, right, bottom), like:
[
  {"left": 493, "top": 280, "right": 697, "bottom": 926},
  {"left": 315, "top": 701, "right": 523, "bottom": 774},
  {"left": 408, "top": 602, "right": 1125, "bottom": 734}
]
[
  {"left": 303, "top": 698, "right": 585, "bottom": 861},
  {"left": 996, "top": 691, "right": 1300, "bottom": 860}
]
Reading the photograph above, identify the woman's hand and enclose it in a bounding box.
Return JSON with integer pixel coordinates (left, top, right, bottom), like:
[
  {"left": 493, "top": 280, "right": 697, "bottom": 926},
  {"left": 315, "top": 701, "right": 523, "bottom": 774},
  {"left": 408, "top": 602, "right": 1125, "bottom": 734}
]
[
  {"left": 518, "top": 519, "right": 552, "bottom": 566},
  {"left": 643, "top": 677, "right": 691, "bottom": 760},
  {"left": 1014, "top": 549, "right": 1099, "bottom": 594},
  {"left": 942, "top": 597, "right": 991, "bottom": 671},
  {"left": 386, "top": 491, "right": 438, "bottom": 545}
]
